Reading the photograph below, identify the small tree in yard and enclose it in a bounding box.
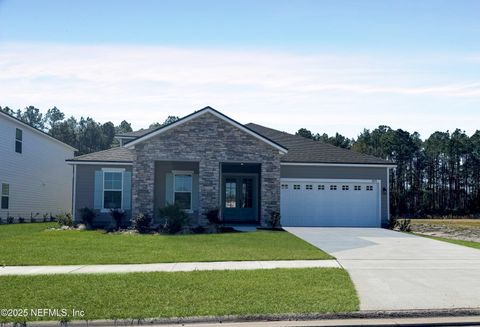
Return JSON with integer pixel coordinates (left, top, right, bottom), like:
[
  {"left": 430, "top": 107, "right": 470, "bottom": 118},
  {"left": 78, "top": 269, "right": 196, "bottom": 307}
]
[
  {"left": 132, "top": 213, "right": 151, "bottom": 233},
  {"left": 78, "top": 207, "right": 95, "bottom": 228},
  {"left": 205, "top": 208, "right": 221, "bottom": 232},
  {"left": 159, "top": 204, "right": 189, "bottom": 234},
  {"left": 110, "top": 209, "right": 125, "bottom": 230},
  {"left": 56, "top": 213, "right": 73, "bottom": 227},
  {"left": 268, "top": 211, "right": 281, "bottom": 229}
]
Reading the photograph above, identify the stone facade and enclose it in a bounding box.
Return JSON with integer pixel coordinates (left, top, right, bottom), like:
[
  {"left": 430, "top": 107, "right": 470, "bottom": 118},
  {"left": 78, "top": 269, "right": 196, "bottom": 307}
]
[{"left": 131, "top": 112, "right": 282, "bottom": 226}]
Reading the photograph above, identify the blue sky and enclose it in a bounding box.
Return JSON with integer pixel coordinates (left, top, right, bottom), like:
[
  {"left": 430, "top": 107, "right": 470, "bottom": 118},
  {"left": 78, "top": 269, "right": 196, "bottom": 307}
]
[{"left": 0, "top": 0, "right": 479, "bottom": 137}]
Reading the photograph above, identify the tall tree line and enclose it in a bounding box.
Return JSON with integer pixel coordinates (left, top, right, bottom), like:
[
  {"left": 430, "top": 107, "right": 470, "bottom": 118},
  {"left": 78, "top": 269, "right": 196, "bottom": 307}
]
[
  {"left": 1, "top": 106, "right": 178, "bottom": 155},
  {"left": 1, "top": 105, "right": 133, "bottom": 155},
  {"left": 298, "top": 127, "right": 480, "bottom": 217}
]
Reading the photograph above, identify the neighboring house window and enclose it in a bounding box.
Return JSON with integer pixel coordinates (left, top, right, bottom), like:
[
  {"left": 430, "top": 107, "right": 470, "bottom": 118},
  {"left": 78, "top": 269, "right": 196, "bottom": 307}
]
[
  {"left": 330, "top": 185, "right": 337, "bottom": 191},
  {"left": 1, "top": 183, "right": 9, "bottom": 209},
  {"left": 103, "top": 171, "right": 123, "bottom": 209},
  {"left": 174, "top": 173, "right": 192, "bottom": 210},
  {"left": 15, "top": 128, "right": 22, "bottom": 153}
]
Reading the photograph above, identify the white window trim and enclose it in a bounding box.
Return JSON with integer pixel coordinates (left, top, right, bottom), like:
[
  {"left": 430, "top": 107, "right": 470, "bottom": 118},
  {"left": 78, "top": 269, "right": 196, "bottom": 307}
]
[
  {"left": 172, "top": 170, "right": 193, "bottom": 213},
  {"left": 101, "top": 168, "right": 125, "bottom": 213},
  {"left": 1, "top": 182, "right": 9, "bottom": 210},
  {"left": 15, "top": 128, "right": 23, "bottom": 154}
]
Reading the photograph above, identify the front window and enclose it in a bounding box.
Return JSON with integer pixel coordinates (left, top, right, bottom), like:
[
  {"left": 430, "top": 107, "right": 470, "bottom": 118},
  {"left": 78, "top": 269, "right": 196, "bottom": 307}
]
[
  {"left": 174, "top": 173, "right": 192, "bottom": 210},
  {"left": 241, "top": 178, "right": 253, "bottom": 208},
  {"left": 103, "top": 172, "right": 122, "bottom": 209},
  {"left": 1, "top": 183, "right": 9, "bottom": 209},
  {"left": 15, "top": 128, "right": 22, "bottom": 153},
  {"left": 225, "top": 178, "right": 236, "bottom": 208}
]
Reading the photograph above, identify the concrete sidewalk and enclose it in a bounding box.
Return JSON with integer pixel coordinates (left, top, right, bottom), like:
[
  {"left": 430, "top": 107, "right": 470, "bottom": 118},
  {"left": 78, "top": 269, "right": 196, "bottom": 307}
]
[{"left": 0, "top": 259, "right": 340, "bottom": 276}]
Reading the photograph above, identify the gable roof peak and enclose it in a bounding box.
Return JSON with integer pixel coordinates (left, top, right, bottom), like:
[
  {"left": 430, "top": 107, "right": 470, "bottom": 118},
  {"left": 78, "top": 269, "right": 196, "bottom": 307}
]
[{"left": 123, "top": 107, "right": 288, "bottom": 153}]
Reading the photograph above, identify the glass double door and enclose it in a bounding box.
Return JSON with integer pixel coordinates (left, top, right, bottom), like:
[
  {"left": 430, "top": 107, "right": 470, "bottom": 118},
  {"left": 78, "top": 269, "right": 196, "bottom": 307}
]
[{"left": 222, "top": 174, "right": 258, "bottom": 222}]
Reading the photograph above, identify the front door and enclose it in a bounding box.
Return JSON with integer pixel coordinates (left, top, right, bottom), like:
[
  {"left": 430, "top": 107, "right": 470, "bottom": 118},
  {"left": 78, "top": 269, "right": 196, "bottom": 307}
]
[{"left": 222, "top": 174, "right": 258, "bottom": 222}]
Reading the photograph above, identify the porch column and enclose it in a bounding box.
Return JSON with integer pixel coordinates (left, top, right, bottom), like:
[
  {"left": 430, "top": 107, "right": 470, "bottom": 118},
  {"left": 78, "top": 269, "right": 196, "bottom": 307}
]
[
  {"left": 260, "top": 160, "right": 281, "bottom": 226},
  {"left": 198, "top": 159, "right": 220, "bottom": 225},
  {"left": 131, "top": 153, "right": 155, "bottom": 220}
]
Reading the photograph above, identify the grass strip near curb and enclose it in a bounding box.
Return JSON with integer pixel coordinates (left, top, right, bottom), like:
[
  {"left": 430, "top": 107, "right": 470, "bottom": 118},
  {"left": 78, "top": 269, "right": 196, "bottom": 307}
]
[{"left": 0, "top": 268, "right": 358, "bottom": 322}]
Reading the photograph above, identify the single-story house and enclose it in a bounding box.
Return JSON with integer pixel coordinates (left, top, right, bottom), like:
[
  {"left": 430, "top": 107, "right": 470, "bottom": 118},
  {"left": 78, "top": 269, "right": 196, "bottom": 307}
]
[
  {"left": 67, "top": 107, "right": 395, "bottom": 228},
  {"left": 0, "top": 110, "right": 76, "bottom": 222}
]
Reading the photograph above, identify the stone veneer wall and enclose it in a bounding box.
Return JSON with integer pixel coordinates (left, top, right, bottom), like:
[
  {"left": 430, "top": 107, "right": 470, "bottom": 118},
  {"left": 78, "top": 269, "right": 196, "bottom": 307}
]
[{"left": 131, "top": 112, "right": 282, "bottom": 226}]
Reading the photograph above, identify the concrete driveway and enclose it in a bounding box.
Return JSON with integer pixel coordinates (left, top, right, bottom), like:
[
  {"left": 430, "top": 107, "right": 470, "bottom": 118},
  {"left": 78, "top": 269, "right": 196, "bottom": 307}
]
[{"left": 285, "top": 227, "right": 480, "bottom": 311}]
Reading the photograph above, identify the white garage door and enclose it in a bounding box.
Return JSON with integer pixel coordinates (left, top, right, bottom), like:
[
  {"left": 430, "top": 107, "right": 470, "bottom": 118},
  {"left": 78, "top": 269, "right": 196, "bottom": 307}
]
[{"left": 280, "top": 179, "right": 381, "bottom": 227}]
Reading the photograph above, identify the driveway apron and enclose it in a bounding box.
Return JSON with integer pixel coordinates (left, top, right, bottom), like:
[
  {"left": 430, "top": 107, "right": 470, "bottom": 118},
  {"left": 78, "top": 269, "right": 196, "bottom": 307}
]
[{"left": 285, "top": 227, "right": 480, "bottom": 311}]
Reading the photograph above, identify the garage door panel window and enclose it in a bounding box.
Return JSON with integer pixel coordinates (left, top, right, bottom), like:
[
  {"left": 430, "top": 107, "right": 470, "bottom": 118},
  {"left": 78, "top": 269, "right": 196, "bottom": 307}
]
[
  {"left": 354, "top": 185, "right": 362, "bottom": 191},
  {"left": 306, "top": 184, "right": 313, "bottom": 190},
  {"left": 366, "top": 185, "right": 374, "bottom": 191},
  {"left": 281, "top": 184, "right": 288, "bottom": 190},
  {"left": 293, "top": 184, "right": 300, "bottom": 190},
  {"left": 318, "top": 185, "right": 325, "bottom": 190},
  {"left": 330, "top": 185, "right": 337, "bottom": 191},
  {"left": 342, "top": 185, "right": 349, "bottom": 191}
]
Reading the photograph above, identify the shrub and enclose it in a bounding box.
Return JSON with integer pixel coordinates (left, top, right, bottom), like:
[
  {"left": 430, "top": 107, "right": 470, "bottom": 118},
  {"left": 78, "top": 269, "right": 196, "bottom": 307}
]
[
  {"left": 159, "top": 204, "right": 189, "bottom": 234},
  {"left": 7, "top": 216, "right": 14, "bottom": 224},
  {"left": 78, "top": 207, "right": 95, "bottom": 227},
  {"left": 268, "top": 211, "right": 281, "bottom": 229},
  {"left": 56, "top": 213, "right": 73, "bottom": 227},
  {"left": 205, "top": 208, "right": 220, "bottom": 225},
  {"left": 396, "top": 218, "right": 412, "bottom": 232},
  {"left": 191, "top": 225, "right": 205, "bottom": 234},
  {"left": 18, "top": 217, "right": 25, "bottom": 224},
  {"left": 132, "top": 213, "right": 151, "bottom": 233},
  {"left": 388, "top": 216, "right": 398, "bottom": 230},
  {"left": 110, "top": 209, "right": 125, "bottom": 230}
]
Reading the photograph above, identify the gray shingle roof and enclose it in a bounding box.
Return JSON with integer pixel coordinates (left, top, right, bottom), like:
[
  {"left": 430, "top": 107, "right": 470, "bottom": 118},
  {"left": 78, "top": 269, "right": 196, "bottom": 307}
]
[
  {"left": 116, "top": 127, "right": 156, "bottom": 138},
  {"left": 67, "top": 146, "right": 133, "bottom": 162},
  {"left": 246, "top": 123, "right": 393, "bottom": 165},
  {"left": 69, "top": 120, "right": 393, "bottom": 165}
]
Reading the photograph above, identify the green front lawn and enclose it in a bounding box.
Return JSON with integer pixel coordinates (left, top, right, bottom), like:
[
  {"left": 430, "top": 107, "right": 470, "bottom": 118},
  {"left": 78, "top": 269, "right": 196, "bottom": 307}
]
[
  {"left": 0, "top": 223, "right": 331, "bottom": 265},
  {"left": 0, "top": 268, "right": 358, "bottom": 322}
]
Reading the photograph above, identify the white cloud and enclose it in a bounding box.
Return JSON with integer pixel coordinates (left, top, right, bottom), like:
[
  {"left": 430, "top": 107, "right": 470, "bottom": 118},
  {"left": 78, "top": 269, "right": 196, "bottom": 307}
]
[{"left": 0, "top": 42, "right": 479, "bottom": 138}]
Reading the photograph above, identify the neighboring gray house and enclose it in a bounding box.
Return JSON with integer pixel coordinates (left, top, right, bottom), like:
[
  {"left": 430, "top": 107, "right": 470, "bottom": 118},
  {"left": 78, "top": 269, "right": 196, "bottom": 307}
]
[
  {"left": 67, "top": 107, "right": 395, "bottom": 227},
  {"left": 0, "top": 110, "right": 76, "bottom": 222}
]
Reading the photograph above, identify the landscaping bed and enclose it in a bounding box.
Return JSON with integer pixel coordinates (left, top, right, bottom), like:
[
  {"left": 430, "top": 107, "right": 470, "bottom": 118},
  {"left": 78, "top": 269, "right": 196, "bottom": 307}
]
[
  {"left": 0, "top": 223, "right": 332, "bottom": 265},
  {"left": 410, "top": 219, "right": 480, "bottom": 243}
]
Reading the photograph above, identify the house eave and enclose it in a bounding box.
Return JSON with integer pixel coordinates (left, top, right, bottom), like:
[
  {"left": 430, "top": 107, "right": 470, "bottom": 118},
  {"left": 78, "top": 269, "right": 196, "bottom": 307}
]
[
  {"left": 280, "top": 162, "right": 397, "bottom": 168},
  {"left": 66, "top": 160, "right": 133, "bottom": 166}
]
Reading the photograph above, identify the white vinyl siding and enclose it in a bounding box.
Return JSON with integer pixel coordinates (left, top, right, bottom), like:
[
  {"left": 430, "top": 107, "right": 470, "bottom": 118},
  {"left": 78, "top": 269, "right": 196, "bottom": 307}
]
[{"left": 0, "top": 114, "right": 74, "bottom": 221}]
